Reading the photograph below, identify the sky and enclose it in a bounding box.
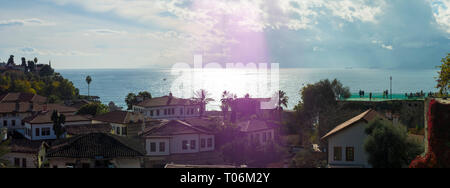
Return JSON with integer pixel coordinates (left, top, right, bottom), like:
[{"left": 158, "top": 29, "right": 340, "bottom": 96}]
[{"left": 0, "top": 0, "right": 449, "bottom": 69}]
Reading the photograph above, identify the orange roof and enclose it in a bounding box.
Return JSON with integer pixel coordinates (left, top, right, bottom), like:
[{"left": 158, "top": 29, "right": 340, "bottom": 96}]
[
  {"left": 321, "top": 109, "right": 383, "bottom": 140},
  {"left": 0, "top": 102, "right": 77, "bottom": 114},
  {"left": 24, "top": 111, "right": 90, "bottom": 125},
  {"left": 0, "top": 92, "right": 47, "bottom": 103}
]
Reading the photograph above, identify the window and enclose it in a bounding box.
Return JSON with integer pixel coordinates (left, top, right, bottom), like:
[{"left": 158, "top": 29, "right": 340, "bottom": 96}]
[
  {"left": 159, "top": 142, "right": 165, "bottom": 152},
  {"left": 22, "top": 158, "right": 27, "bottom": 168},
  {"left": 14, "top": 158, "right": 20, "bottom": 167},
  {"left": 191, "top": 109, "right": 194, "bottom": 114},
  {"left": 268, "top": 132, "right": 272, "bottom": 140},
  {"left": 150, "top": 110, "right": 154, "bottom": 116},
  {"left": 42, "top": 128, "right": 50, "bottom": 136},
  {"left": 333, "top": 147, "right": 342, "bottom": 161},
  {"left": 36, "top": 128, "right": 40, "bottom": 137},
  {"left": 156, "top": 110, "right": 160, "bottom": 116},
  {"left": 180, "top": 108, "right": 183, "bottom": 115},
  {"left": 346, "top": 147, "right": 355, "bottom": 161},
  {"left": 21, "top": 120, "right": 25, "bottom": 126},
  {"left": 172, "top": 108, "right": 175, "bottom": 115},
  {"left": 201, "top": 139, "right": 206, "bottom": 148},
  {"left": 116, "top": 127, "right": 121, "bottom": 135},
  {"left": 3, "top": 120, "right": 7, "bottom": 127},
  {"left": 207, "top": 138, "right": 213, "bottom": 148},
  {"left": 122, "top": 127, "right": 127, "bottom": 136},
  {"left": 164, "top": 109, "right": 167, "bottom": 115},
  {"left": 255, "top": 134, "right": 260, "bottom": 145},
  {"left": 11, "top": 120, "right": 15, "bottom": 127},
  {"left": 190, "top": 140, "right": 196, "bottom": 150},
  {"left": 150, "top": 142, "right": 156, "bottom": 152},
  {"left": 263, "top": 132, "right": 267, "bottom": 142},
  {"left": 182, "top": 140, "right": 188, "bottom": 150}
]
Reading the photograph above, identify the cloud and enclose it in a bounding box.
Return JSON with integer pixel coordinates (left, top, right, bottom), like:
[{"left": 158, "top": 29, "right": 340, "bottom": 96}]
[
  {"left": 0, "top": 18, "right": 54, "bottom": 27},
  {"left": 86, "top": 29, "right": 127, "bottom": 36},
  {"left": 15, "top": 47, "right": 97, "bottom": 57},
  {"left": 431, "top": 0, "right": 450, "bottom": 33}
]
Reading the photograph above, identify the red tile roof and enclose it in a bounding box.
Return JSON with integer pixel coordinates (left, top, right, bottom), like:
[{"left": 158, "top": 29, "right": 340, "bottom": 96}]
[
  {"left": 47, "top": 133, "right": 144, "bottom": 159},
  {"left": 0, "top": 102, "right": 77, "bottom": 114},
  {"left": 23, "top": 111, "right": 90, "bottom": 125},
  {"left": 92, "top": 111, "right": 142, "bottom": 124},
  {"left": 321, "top": 109, "right": 384, "bottom": 140},
  {"left": 140, "top": 120, "right": 213, "bottom": 137},
  {"left": 0, "top": 92, "right": 47, "bottom": 103},
  {"left": 135, "top": 96, "right": 196, "bottom": 108},
  {"left": 65, "top": 123, "right": 112, "bottom": 135}
]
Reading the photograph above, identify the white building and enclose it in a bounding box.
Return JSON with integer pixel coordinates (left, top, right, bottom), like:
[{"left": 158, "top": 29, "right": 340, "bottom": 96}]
[
  {"left": 237, "top": 119, "right": 277, "bottom": 147},
  {"left": 133, "top": 94, "right": 201, "bottom": 120},
  {"left": 22, "top": 111, "right": 91, "bottom": 141},
  {"left": 321, "top": 109, "right": 385, "bottom": 168},
  {"left": 92, "top": 110, "right": 145, "bottom": 137},
  {"left": 140, "top": 120, "right": 215, "bottom": 156}
]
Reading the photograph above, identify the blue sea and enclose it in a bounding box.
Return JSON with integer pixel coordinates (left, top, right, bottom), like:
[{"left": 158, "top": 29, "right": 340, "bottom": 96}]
[{"left": 59, "top": 68, "right": 439, "bottom": 110}]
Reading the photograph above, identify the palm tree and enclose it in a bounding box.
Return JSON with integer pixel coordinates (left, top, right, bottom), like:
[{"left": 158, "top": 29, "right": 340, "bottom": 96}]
[
  {"left": 193, "top": 89, "right": 214, "bottom": 117},
  {"left": 277, "top": 90, "right": 289, "bottom": 121},
  {"left": 51, "top": 110, "right": 66, "bottom": 139},
  {"left": 86, "top": 75, "right": 92, "bottom": 98},
  {"left": 221, "top": 91, "right": 233, "bottom": 119}
]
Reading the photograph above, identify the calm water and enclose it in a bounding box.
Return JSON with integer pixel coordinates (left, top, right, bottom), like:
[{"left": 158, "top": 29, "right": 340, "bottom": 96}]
[{"left": 59, "top": 68, "right": 439, "bottom": 110}]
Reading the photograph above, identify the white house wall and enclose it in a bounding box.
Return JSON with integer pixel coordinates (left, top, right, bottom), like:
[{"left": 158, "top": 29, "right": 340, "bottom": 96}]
[{"left": 327, "top": 122, "right": 371, "bottom": 168}]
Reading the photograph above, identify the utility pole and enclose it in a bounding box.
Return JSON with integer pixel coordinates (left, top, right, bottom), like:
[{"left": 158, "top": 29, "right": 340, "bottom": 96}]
[{"left": 390, "top": 76, "right": 392, "bottom": 99}]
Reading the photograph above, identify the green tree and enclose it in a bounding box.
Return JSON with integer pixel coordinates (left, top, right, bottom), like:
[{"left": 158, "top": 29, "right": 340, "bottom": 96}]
[
  {"left": 39, "top": 65, "right": 54, "bottom": 77},
  {"left": 138, "top": 91, "right": 152, "bottom": 100},
  {"left": 437, "top": 53, "right": 450, "bottom": 96},
  {"left": 6, "top": 55, "right": 14, "bottom": 66},
  {"left": 193, "top": 89, "right": 214, "bottom": 117},
  {"left": 277, "top": 90, "right": 289, "bottom": 121},
  {"left": 0, "top": 129, "right": 10, "bottom": 168},
  {"left": 77, "top": 102, "right": 109, "bottom": 116},
  {"left": 364, "top": 120, "right": 424, "bottom": 168},
  {"left": 51, "top": 110, "right": 66, "bottom": 139},
  {"left": 85, "top": 75, "right": 92, "bottom": 98},
  {"left": 125, "top": 93, "right": 138, "bottom": 110},
  {"left": 220, "top": 91, "right": 236, "bottom": 120}
]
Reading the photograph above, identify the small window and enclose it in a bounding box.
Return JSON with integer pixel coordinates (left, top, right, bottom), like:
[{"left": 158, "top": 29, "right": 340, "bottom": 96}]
[
  {"left": 263, "top": 132, "right": 267, "bottom": 142},
  {"left": 156, "top": 110, "right": 160, "bottom": 116},
  {"left": 182, "top": 140, "right": 188, "bottom": 150},
  {"left": 180, "top": 108, "right": 183, "bottom": 115},
  {"left": 346, "top": 147, "right": 355, "bottom": 161},
  {"left": 14, "top": 158, "right": 20, "bottom": 167},
  {"left": 21, "top": 120, "right": 25, "bottom": 126},
  {"left": 3, "top": 120, "right": 7, "bottom": 127},
  {"left": 201, "top": 139, "right": 206, "bottom": 148},
  {"left": 36, "top": 128, "right": 40, "bottom": 137},
  {"left": 190, "top": 140, "right": 196, "bottom": 150},
  {"left": 159, "top": 142, "right": 165, "bottom": 152},
  {"left": 116, "top": 127, "right": 121, "bottom": 135},
  {"left": 11, "top": 120, "right": 15, "bottom": 127},
  {"left": 122, "top": 127, "right": 127, "bottom": 136},
  {"left": 268, "top": 132, "right": 272, "bottom": 140},
  {"left": 42, "top": 128, "right": 50, "bottom": 136},
  {"left": 164, "top": 109, "right": 167, "bottom": 115},
  {"left": 22, "top": 158, "right": 27, "bottom": 168},
  {"left": 150, "top": 110, "right": 154, "bottom": 116},
  {"left": 207, "top": 138, "right": 213, "bottom": 148},
  {"left": 150, "top": 142, "right": 156, "bottom": 152},
  {"left": 334, "top": 147, "right": 342, "bottom": 161}
]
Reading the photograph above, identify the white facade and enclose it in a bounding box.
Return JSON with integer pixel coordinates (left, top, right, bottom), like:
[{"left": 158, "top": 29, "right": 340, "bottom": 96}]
[
  {"left": 134, "top": 105, "right": 201, "bottom": 120},
  {"left": 23, "top": 120, "right": 92, "bottom": 141},
  {"left": 2, "top": 152, "right": 36, "bottom": 168},
  {"left": 0, "top": 113, "right": 29, "bottom": 131},
  {"left": 326, "top": 122, "right": 371, "bottom": 168},
  {"left": 145, "top": 134, "right": 215, "bottom": 156}
]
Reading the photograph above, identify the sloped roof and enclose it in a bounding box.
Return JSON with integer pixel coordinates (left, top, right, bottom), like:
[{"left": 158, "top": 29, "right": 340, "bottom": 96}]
[
  {"left": 65, "top": 123, "right": 112, "bottom": 135},
  {"left": 9, "top": 139, "right": 45, "bottom": 154},
  {"left": 0, "top": 103, "right": 77, "bottom": 114},
  {"left": 237, "top": 119, "right": 277, "bottom": 132},
  {"left": 46, "top": 133, "right": 144, "bottom": 159},
  {"left": 92, "top": 111, "right": 143, "bottom": 124},
  {"left": 0, "top": 92, "right": 47, "bottom": 103},
  {"left": 135, "top": 96, "right": 196, "bottom": 108},
  {"left": 321, "top": 109, "right": 383, "bottom": 140},
  {"left": 23, "top": 111, "right": 90, "bottom": 125},
  {"left": 140, "top": 120, "right": 212, "bottom": 137}
]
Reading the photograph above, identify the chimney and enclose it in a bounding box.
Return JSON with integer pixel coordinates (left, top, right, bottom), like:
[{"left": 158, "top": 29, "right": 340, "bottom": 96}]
[{"left": 167, "top": 92, "right": 173, "bottom": 105}]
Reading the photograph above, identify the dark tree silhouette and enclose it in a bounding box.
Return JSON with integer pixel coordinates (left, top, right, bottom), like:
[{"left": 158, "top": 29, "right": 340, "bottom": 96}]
[{"left": 51, "top": 110, "right": 66, "bottom": 139}]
